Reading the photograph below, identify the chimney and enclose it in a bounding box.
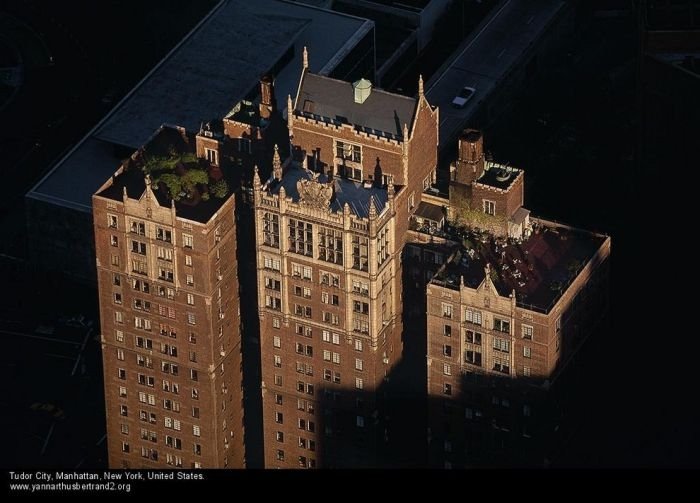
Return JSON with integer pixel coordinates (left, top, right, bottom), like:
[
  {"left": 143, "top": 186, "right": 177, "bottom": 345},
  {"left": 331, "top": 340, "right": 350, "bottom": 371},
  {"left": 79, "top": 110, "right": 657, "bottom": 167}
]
[
  {"left": 259, "top": 75, "right": 275, "bottom": 120},
  {"left": 454, "top": 129, "right": 484, "bottom": 185}
]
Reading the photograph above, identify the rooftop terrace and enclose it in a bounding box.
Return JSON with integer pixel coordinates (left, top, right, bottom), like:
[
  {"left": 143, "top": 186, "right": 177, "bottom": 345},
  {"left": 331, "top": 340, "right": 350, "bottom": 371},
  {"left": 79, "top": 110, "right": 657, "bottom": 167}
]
[
  {"left": 265, "top": 163, "right": 392, "bottom": 218},
  {"left": 430, "top": 220, "right": 606, "bottom": 313},
  {"left": 95, "top": 127, "right": 232, "bottom": 224}
]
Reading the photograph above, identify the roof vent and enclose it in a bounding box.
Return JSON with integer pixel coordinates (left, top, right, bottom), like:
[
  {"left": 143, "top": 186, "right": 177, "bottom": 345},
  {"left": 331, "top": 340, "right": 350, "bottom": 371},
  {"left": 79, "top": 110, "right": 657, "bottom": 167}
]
[{"left": 353, "top": 78, "right": 372, "bottom": 104}]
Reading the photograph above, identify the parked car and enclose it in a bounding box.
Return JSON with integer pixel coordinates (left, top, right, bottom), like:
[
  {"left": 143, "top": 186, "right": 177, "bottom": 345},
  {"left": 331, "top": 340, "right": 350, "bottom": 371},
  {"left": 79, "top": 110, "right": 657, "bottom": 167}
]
[{"left": 451, "top": 86, "right": 476, "bottom": 109}]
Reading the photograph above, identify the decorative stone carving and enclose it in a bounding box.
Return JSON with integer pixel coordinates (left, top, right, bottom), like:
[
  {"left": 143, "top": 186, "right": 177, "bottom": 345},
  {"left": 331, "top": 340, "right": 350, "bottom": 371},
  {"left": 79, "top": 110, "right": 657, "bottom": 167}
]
[{"left": 297, "top": 173, "right": 332, "bottom": 209}]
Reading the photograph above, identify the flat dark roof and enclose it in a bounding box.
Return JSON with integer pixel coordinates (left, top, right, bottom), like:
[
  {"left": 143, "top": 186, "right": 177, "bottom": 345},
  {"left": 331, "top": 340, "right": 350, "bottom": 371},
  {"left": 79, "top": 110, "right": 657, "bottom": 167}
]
[
  {"left": 432, "top": 221, "right": 606, "bottom": 313},
  {"left": 27, "top": 0, "right": 373, "bottom": 213},
  {"left": 476, "top": 163, "right": 523, "bottom": 191}
]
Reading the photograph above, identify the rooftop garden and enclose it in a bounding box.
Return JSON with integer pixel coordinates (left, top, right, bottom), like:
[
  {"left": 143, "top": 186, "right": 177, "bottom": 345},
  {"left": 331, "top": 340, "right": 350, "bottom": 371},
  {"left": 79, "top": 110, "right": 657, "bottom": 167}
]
[{"left": 140, "top": 148, "right": 228, "bottom": 203}]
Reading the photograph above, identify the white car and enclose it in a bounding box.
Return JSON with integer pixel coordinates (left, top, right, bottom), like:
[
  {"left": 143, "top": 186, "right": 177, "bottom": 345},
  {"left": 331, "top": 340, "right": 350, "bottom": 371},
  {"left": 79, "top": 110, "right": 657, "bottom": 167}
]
[{"left": 451, "top": 86, "right": 476, "bottom": 109}]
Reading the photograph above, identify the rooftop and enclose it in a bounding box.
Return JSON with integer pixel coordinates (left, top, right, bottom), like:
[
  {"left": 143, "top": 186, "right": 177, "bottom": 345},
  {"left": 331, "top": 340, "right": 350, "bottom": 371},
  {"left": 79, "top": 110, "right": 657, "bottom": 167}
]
[
  {"left": 295, "top": 73, "right": 416, "bottom": 138},
  {"left": 475, "top": 161, "right": 523, "bottom": 191},
  {"left": 95, "top": 126, "right": 232, "bottom": 224},
  {"left": 28, "top": 0, "right": 373, "bottom": 213},
  {"left": 431, "top": 220, "right": 606, "bottom": 313},
  {"left": 266, "top": 163, "right": 392, "bottom": 218}
]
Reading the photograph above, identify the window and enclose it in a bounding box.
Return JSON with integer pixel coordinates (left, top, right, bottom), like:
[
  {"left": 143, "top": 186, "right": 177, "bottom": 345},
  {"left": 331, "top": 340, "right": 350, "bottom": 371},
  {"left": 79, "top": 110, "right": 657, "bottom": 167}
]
[
  {"left": 265, "top": 295, "right": 282, "bottom": 311},
  {"left": 465, "top": 350, "right": 482, "bottom": 366},
  {"left": 205, "top": 148, "right": 218, "bottom": 165},
  {"left": 336, "top": 140, "right": 361, "bottom": 163},
  {"left": 443, "top": 363, "right": 451, "bottom": 376},
  {"left": 323, "top": 311, "right": 340, "bottom": 326},
  {"left": 523, "top": 404, "right": 531, "bottom": 417},
  {"left": 186, "top": 293, "right": 195, "bottom": 306},
  {"left": 193, "top": 443, "right": 201, "bottom": 455},
  {"left": 274, "top": 355, "right": 282, "bottom": 368},
  {"left": 355, "top": 377, "right": 364, "bottom": 390},
  {"left": 353, "top": 300, "right": 369, "bottom": 315},
  {"left": 130, "top": 220, "right": 145, "bottom": 235},
  {"left": 318, "top": 227, "right": 343, "bottom": 265},
  {"left": 113, "top": 293, "right": 122, "bottom": 305},
  {"left": 466, "top": 330, "right": 482, "bottom": 345},
  {"left": 443, "top": 345, "right": 452, "bottom": 357},
  {"left": 408, "top": 192, "right": 415, "bottom": 210},
  {"left": 193, "top": 425, "right": 201, "bottom": 437},
  {"left": 121, "top": 442, "right": 130, "bottom": 453},
  {"left": 130, "top": 240, "right": 147, "bottom": 255},
  {"left": 288, "top": 219, "right": 313, "bottom": 256},
  {"left": 185, "top": 255, "right": 192, "bottom": 267},
  {"left": 494, "top": 318, "right": 510, "bottom": 334},
  {"left": 274, "top": 375, "right": 282, "bottom": 386},
  {"left": 377, "top": 227, "right": 389, "bottom": 265},
  {"left": 276, "top": 431, "right": 284, "bottom": 442},
  {"left": 273, "top": 336, "right": 281, "bottom": 349},
  {"left": 493, "top": 356, "right": 509, "bottom": 374},
  {"left": 443, "top": 383, "right": 452, "bottom": 396},
  {"left": 493, "top": 337, "right": 510, "bottom": 353},
  {"left": 275, "top": 412, "right": 283, "bottom": 424},
  {"left": 110, "top": 235, "right": 119, "bottom": 247},
  {"left": 483, "top": 200, "right": 496, "bottom": 216},
  {"left": 276, "top": 450, "right": 285, "bottom": 461},
  {"left": 466, "top": 309, "right": 482, "bottom": 325},
  {"left": 523, "top": 366, "right": 531, "bottom": 377},
  {"left": 158, "top": 266, "right": 174, "bottom": 283},
  {"left": 120, "top": 405, "right": 128, "bottom": 417},
  {"left": 265, "top": 277, "right": 281, "bottom": 291},
  {"left": 187, "top": 313, "right": 196, "bottom": 325},
  {"left": 156, "top": 227, "right": 172, "bottom": 243},
  {"left": 156, "top": 246, "right": 172, "bottom": 262},
  {"left": 352, "top": 280, "right": 369, "bottom": 296},
  {"left": 320, "top": 271, "right": 340, "bottom": 287},
  {"left": 355, "top": 358, "right": 363, "bottom": 371},
  {"left": 119, "top": 386, "right": 127, "bottom": 397},
  {"left": 111, "top": 254, "right": 120, "bottom": 266},
  {"left": 522, "top": 324, "right": 533, "bottom": 340},
  {"left": 186, "top": 275, "right": 194, "bottom": 287},
  {"left": 262, "top": 212, "right": 280, "bottom": 248},
  {"left": 523, "top": 346, "right": 532, "bottom": 358},
  {"left": 443, "top": 325, "right": 452, "bottom": 337},
  {"left": 116, "top": 349, "right": 125, "bottom": 361},
  {"left": 108, "top": 214, "right": 118, "bottom": 229},
  {"left": 352, "top": 317, "right": 369, "bottom": 334},
  {"left": 264, "top": 256, "right": 281, "bottom": 271},
  {"left": 273, "top": 318, "right": 281, "bottom": 329},
  {"left": 118, "top": 368, "right": 126, "bottom": 380},
  {"left": 354, "top": 339, "right": 363, "bottom": 352},
  {"left": 442, "top": 303, "right": 453, "bottom": 318},
  {"left": 351, "top": 235, "right": 369, "bottom": 271},
  {"left": 182, "top": 234, "right": 193, "bottom": 249},
  {"left": 115, "top": 311, "right": 124, "bottom": 324}
]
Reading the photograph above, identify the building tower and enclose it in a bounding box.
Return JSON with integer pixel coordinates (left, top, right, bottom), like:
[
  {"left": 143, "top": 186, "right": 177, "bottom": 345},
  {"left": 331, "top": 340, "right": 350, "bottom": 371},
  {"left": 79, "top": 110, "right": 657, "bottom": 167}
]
[
  {"left": 93, "top": 125, "right": 245, "bottom": 469},
  {"left": 253, "top": 52, "right": 438, "bottom": 468}
]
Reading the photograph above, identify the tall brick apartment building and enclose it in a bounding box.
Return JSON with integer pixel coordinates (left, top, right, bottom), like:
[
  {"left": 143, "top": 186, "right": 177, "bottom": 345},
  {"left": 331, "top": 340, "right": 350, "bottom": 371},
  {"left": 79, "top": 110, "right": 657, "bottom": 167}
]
[
  {"left": 93, "top": 126, "right": 246, "bottom": 469},
  {"left": 93, "top": 51, "right": 610, "bottom": 469},
  {"left": 412, "top": 131, "right": 611, "bottom": 467},
  {"left": 253, "top": 50, "right": 438, "bottom": 468}
]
